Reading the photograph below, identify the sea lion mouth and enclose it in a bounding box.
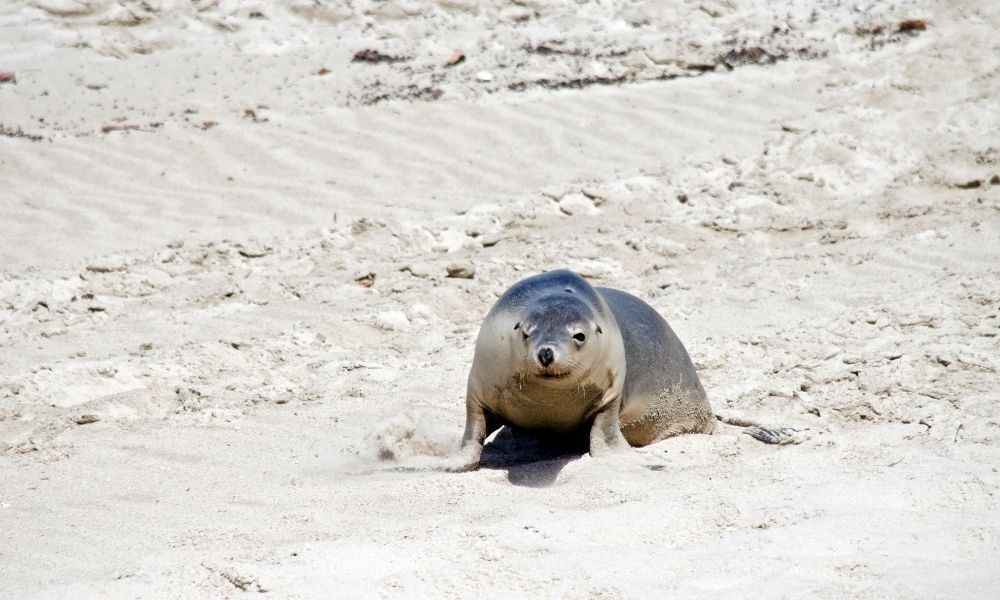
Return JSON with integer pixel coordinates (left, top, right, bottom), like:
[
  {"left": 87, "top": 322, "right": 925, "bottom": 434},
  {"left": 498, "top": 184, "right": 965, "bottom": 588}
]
[{"left": 537, "top": 370, "right": 572, "bottom": 380}]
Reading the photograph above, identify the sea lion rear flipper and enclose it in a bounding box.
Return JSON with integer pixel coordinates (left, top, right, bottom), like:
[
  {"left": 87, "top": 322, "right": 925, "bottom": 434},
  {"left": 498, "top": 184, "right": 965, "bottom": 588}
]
[
  {"left": 743, "top": 426, "right": 809, "bottom": 445},
  {"left": 716, "top": 414, "right": 812, "bottom": 445}
]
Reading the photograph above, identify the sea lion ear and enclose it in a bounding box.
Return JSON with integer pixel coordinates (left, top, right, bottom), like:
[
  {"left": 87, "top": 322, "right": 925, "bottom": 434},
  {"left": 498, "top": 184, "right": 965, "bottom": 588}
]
[
  {"left": 596, "top": 325, "right": 603, "bottom": 334},
  {"left": 514, "top": 322, "right": 521, "bottom": 330}
]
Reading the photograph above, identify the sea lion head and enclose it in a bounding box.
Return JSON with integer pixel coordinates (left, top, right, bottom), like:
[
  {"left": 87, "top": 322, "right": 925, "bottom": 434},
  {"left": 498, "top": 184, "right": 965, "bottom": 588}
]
[{"left": 513, "top": 293, "right": 604, "bottom": 383}]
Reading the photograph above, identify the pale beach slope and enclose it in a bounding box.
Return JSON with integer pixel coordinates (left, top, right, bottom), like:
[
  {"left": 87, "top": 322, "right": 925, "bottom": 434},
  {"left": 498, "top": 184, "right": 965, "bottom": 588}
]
[{"left": 1, "top": 0, "right": 998, "bottom": 598}]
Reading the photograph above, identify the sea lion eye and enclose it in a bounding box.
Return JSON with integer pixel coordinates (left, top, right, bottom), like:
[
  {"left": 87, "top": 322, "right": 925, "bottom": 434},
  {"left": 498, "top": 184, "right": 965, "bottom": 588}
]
[
  {"left": 514, "top": 322, "right": 520, "bottom": 330},
  {"left": 596, "top": 325, "right": 602, "bottom": 334},
  {"left": 573, "top": 332, "right": 586, "bottom": 343}
]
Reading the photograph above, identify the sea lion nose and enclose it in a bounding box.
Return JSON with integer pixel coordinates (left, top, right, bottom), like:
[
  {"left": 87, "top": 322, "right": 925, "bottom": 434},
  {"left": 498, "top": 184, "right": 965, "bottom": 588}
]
[{"left": 537, "top": 347, "right": 554, "bottom": 367}]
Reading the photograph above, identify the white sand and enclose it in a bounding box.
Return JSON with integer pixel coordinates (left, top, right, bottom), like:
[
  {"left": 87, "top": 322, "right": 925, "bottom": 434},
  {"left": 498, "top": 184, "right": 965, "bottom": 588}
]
[{"left": 2, "top": 0, "right": 999, "bottom": 597}]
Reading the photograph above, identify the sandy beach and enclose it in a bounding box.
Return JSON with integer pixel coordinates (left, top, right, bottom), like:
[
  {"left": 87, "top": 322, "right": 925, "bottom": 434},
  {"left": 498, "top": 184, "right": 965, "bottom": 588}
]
[{"left": 2, "top": 0, "right": 999, "bottom": 597}]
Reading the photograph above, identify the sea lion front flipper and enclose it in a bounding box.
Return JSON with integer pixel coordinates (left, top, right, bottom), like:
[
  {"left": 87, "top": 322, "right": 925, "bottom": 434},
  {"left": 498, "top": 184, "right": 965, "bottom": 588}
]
[
  {"left": 447, "top": 402, "right": 504, "bottom": 471},
  {"left": 588, "top": 394, "right": 631, "bottom": 457}
]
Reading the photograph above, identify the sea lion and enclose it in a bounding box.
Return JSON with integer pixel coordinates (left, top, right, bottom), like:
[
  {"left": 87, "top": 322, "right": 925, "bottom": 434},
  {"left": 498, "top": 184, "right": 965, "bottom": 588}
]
[{"left": 444, "top": 269, "right": 714, "bottom": 472}]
